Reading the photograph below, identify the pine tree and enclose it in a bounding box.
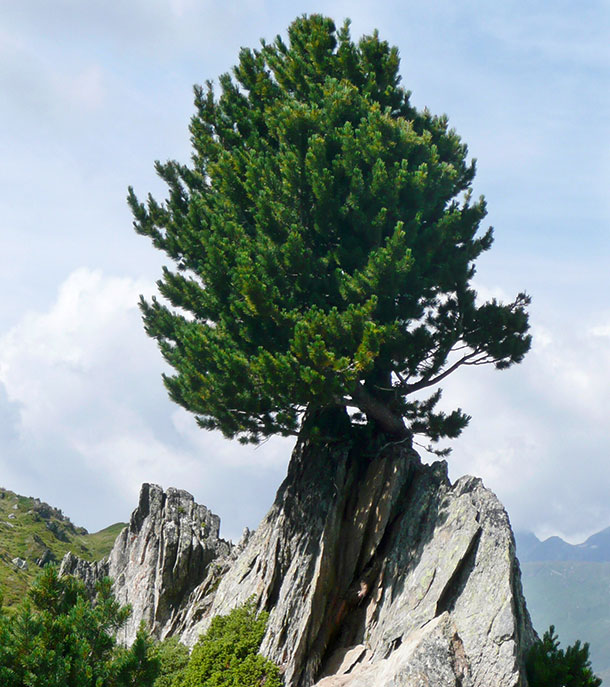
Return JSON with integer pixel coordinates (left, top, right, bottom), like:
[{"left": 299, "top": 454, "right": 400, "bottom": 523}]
[
  {"left": 129, "top": 14, "right": 531, "bottom": 448},
  {"left": 0, "top": 566, "right": 159, "bottom": 687},
  {"left": 526, "top": 625, "right": 602, "bottom": 687},
  {"left": 114, "top": 624, "right": 161, "bottom": 687}
]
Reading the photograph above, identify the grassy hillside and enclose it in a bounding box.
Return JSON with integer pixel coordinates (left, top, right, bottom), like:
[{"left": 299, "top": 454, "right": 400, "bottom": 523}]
[
  {"left": 0, "top": 487, "right": 125, "bottom": 607},
  {"left": 522, "top": 560, "right": 610, "bottom": 685}
]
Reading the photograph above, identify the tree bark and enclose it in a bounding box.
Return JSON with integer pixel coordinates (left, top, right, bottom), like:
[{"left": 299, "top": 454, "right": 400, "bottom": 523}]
[{"left": 350, "top": 384, "right": 410, "bottom": 439}]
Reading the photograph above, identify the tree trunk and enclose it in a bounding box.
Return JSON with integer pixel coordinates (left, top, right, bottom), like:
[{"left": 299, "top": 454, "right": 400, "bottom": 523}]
[{"left": 350, "top": 384, "right": 410, "bottom": 439}]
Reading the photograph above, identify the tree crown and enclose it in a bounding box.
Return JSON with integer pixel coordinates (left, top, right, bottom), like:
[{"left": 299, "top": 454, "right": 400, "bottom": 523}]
[{"left": 129, "top": 14, "right": 530, "bottom": 448}]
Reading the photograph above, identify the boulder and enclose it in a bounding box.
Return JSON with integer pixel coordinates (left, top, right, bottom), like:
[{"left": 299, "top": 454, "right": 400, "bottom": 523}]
[
  {"left": 12, "top": 557, "right": 27, "bottom": 570},
  {"left": 35, "top": 548, "right": 57, "bottom": 567}
]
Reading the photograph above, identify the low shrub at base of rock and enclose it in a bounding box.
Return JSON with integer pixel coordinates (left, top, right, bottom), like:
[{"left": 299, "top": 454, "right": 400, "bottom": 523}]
[
  {"left": 153, "top": 637, "right": 190, "bottom": 687},
  {"left": 175, "top": 600, "right": 282, "bottom": 687}
]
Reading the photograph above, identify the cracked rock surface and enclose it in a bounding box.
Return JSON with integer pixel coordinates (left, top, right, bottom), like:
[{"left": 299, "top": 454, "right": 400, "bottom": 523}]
[
  {"left": 60, "top": 483, "right": 232, "bottom": 645},
  {"left": 195, "top": 429, "right": 535, "bottom": 687}
]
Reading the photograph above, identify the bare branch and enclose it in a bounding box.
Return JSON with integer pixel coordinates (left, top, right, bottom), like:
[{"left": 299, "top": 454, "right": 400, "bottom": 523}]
[{"left": 404, "top": 350, "right": 479, "bottom": 394}]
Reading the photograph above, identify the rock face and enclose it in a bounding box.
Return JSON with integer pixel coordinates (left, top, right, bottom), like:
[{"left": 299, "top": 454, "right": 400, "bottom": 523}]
[
  {"left": 193, "top": 427, "right": 535, "bottom": 687},
  {"left": 61, "top": 483, "right": 232, "bottom": 644}
]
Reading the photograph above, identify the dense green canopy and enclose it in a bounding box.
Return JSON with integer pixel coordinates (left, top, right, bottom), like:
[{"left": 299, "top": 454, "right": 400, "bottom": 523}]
[{"left": 129, "top": 15, "right": 530, "bottom": 447}]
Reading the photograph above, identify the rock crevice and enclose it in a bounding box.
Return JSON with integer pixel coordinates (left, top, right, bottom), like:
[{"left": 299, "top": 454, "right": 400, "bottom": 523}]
[{"left": 197, "top": 430, "right": 535, "bottom": 687}]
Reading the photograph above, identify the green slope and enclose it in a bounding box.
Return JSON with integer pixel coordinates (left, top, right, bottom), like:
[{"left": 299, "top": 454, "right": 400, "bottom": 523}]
[
  {"left": 0, "top": 487, "right": 125, "bottom": 607},
  {"left": 521, "top": 561, "right": 610, "bottom": 685}
]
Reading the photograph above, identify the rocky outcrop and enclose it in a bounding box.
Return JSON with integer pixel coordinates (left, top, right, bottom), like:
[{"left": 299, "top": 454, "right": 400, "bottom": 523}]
[
  {"left": 30, "top": 497, "right": 88, "bottom": 536},
  {"left": 60, "top": 483, "right": 232, "bottom": 644},
  {"left": 12, "top": 557, "right": 28, "bottom": 570},
  {"left": 61, "top": 425, "right": 535, "bottom": 686},
  {"left": 61, "top": 552, "right": 109, "bottom": 592},
  {"left": 191, "top": 425, "right": 535, "bottom": 687}
]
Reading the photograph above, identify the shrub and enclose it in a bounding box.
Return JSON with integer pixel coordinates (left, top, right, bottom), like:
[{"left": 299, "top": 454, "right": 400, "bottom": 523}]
[
  {"left": 153, "top": 636, "right": 190, "bottom": 687},
  {"left": 178, "top": 600, "right": 282, "bottom": 687}
]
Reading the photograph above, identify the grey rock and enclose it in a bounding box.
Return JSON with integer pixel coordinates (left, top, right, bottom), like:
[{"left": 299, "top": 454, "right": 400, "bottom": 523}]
[
  {"left": 45, "top": 519, "right": 71, "bottom": 541},
  {"left": 195, "top": 431, "right": 535, "bottom": 687},
  {"left": 32, "top": 499, "right": 62, "bottom": 520},
  {"left": 7, "top": 513, "right": 15, "bottom": 519},
  {"left": 61, "top": 551, "right": 109, "bottom": 592},
  {"left": 12, "top": 557, "right": 27, "bottom": 570},
  {"left": 314, "top": 614, "right": 471, "bottom": 687},
  {"left": 60, "top": 483, "right": 232, "bottom": 645},
  {"left": 36, "top": 548, "right": 57, "bottom": 567},
  {"left": 60, "top": 430, "right": 535, "bottom": 685},
  {"left": 164, "top": 555, "right": 235, "bottom": 640}
]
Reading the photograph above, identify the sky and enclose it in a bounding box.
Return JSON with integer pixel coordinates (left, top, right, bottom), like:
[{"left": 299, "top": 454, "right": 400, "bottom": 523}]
[{"left": 0, "top": 0, "right": 608, "bottom": 543}]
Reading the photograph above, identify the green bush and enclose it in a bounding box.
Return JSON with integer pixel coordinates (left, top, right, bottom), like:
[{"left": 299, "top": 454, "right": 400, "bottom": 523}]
[
  {"left": 0, "top": 565, "right": 160, "bottom": 687},
  {"left": 177, "top": 600, "right": 282, "bottom": 687},
  {"left": 153, "top": 636, "right": 190, "bottom": 687},
  {"left": 526, "top": 625, "right": 602, "bottom": 687}
]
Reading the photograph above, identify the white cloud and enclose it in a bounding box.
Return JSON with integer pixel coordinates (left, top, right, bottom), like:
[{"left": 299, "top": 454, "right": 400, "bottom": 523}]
[
  {"left": 0, "top": 268, "right": 290, "bottom": 539},
  {"left": 0, "top": 269, "right": 149, "bottom": 434}
]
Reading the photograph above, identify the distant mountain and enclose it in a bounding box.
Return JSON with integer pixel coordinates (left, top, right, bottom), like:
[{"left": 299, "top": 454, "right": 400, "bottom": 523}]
[
  {"left": 0, "top": 486, "right": 125, "bottom": 606},
  {"left": 516, "top": 528, "right": 610, "bottom": 684},
  {"left": 516, "top": 527, "right": 610, "bottom": 563}
]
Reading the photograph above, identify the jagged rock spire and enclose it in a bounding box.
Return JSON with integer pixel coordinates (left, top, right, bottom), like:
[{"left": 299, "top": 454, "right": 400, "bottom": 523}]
[
  {"left": 62, "top": 440, "right": 535, "bottom": 686},
  {"left": 61, "top": 483, "right": 232, "bottom": 644}
]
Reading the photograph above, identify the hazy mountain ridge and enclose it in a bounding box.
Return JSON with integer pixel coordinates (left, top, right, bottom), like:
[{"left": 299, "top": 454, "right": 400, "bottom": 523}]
[
  {"left": 516, "top": 528, "right": 610, "bottom": 563},
  {"left": 0, "top": 486, "right": 125, "bottom": 606}
]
